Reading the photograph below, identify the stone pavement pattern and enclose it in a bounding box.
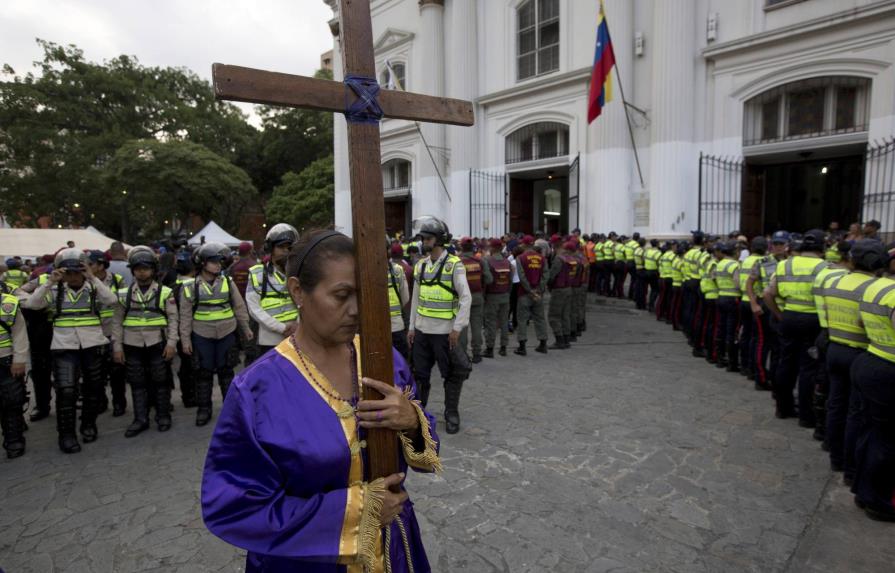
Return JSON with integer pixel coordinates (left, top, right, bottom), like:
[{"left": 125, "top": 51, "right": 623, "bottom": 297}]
[{"left": 1, "top": 297, "right": 892, "bottom": 572}]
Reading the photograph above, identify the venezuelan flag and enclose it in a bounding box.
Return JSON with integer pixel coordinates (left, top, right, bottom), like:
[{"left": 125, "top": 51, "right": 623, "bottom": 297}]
[{"left": 588, "top": 1, "right": 616, "bottom": 124}]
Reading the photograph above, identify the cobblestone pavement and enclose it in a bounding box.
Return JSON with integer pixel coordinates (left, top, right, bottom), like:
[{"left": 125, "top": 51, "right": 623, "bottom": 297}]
[{"left": 2, "top": 296, "right": 892, "bottom": 572}]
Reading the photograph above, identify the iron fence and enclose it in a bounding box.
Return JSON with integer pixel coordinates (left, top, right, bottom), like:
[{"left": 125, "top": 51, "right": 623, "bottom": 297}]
[
  {"left": 698, "top": 153, "right": 744, "bottom": 235},
  {"left": 469, "top": 169, "right": 507, "bottom": 238},
  {"left": 862, "top": 137, "right": 895, "bottom": 240}
]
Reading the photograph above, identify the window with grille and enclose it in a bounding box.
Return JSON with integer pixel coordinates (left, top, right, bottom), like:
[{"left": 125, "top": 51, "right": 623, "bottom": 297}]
[
  {"left": 382, "top": 159, "right": 411, "bottom": 191},
  {"left": 380, "top": 62, "right": 406, "bottom": 90},
  {"left": 743, "top": 76, "right": 870, "bottom": 146},
  {"left": 505, "top": 122, "right": 569, "bottom": 164},
  {"left": 517, "top": 0, "right": 559, "bottom": 81}
]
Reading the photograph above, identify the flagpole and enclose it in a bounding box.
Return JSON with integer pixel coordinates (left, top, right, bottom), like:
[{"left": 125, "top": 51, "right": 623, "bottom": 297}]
[{"left": 601, "top": 8, "right": 645, "bottom": 188}]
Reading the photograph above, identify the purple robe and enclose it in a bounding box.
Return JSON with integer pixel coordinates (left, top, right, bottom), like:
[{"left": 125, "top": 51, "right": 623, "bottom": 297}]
[{"left": 201, "top": 338, "right": 440, "bottom": 573}]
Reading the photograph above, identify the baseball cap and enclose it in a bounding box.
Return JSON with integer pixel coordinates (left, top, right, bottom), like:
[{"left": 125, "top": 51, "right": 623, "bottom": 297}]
[{"left": 771, "top": 231, "right": 790, "bottom": 244}]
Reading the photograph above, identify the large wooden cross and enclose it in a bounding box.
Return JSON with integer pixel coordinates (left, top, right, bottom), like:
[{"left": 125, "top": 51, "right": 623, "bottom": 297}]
[{"left": 212, "top": 0, "right": 474, "bottom": 480}]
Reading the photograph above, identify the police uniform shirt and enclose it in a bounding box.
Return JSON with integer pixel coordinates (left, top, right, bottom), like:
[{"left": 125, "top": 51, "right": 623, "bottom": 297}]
[
  {"left": 388, "top": 263, "right": 410, "bottom": 334},
  {"left": 245, "top": 265, "right": 295, "bottom": 346},
  {"left": 111, "top": 282, "right": 180, "bottom": 353},
  {"left": 0, "top": 296, "right": 30, "bottom": 363},
  {"left": 23, "top": 276, "right": 118, "bottom": 350},
  {"left": 179, "top": 275, "right": 252, "bottom": 341},
  {"left": 408, "top": 249, "right": 472, "bottom": 335}
]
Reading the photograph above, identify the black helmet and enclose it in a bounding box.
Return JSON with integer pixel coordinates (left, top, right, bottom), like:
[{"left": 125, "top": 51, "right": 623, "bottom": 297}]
[
  {"left": 127, "top": 246, "right": 157, "bottom": 270},
  {"left": 264, "top": 223, "right": 299, "bottom": 252},
  {"left": 801, "top": 229, "right": 825, "bottom": 251},
  {"left": 849, "top": 239, "right": 888, "bottom": 272},
  {"left": 195, "top": 242, "right": 231, "bottom": 266},
  {"left": 175, "top": 250, "right": 194, "bottom": 274},
  {"left": 716, "top": 240, "right": 735, "bottom": 255},
  {"left": 412, "top": 215, "right": 451, "bottom": 246}
]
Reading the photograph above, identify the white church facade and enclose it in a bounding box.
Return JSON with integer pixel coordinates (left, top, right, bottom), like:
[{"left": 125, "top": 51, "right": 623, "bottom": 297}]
[{"left": 325, "top": 0, "right": 895, "bottom": 239}]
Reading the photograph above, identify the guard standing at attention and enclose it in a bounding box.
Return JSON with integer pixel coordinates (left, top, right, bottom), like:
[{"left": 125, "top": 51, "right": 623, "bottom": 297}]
[
  {"left": 179, "top": 242, "right": 253, "bottom": 427},
  {"left": 23, "top": 248, "right": 118, "bottom": 453},
  {"left": 86, "top": 250, "right": 127, "bottom": 417},
  {"left": 764, "top": 229, "right": 828, "bottom": 425},
  {"left": 0, "top": 288, "right": 29, "bottom": 458},
  {"left": 408, "top": 215, "right": 472, "bottom": 434},
  {"left": 514, "top": 236, "right": 549, "bottom": 356},
  {"left": 737, "top": 237, "right": 767, "bottom": 380},
  {"left": 111, "top": 247, "right": 180, "bottom": 437},
  {"left": 482, "top": 238, "right": 512, "bottom": 357},
  {"left": 246, "top": 224, "right": 299, "bottom": 357},
  {"left": 458, "top": 238, "right": 485, "bottom": 363},
  {"left": 713, "top": 241, "right": 742, "bottom": 371},
  {"left": 747, "top": 231, "right": 790, "bottom": 391}
]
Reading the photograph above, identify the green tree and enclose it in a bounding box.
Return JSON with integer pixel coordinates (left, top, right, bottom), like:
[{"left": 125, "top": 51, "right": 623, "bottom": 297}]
[
  {"left": 265, "top": 154, "right": 334, "bottom": 232},
  {"left": 0, "top": 40, "right": 257, "bottom": 232},
  {"left": 104, "top": 139, "right": 257, "bottom": 242},
  {"left": 251, "top": 68, "right": 334, "bottom": 196}
]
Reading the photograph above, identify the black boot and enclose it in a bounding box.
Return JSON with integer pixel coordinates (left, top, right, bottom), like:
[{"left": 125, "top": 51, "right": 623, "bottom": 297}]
[
  {"left": 195, "top": 369, "right": 214, "bottom": 427},
  {"left": 471, "top": 352, "right": 482, "bottom": 364},
  {"left": 218, "top": 369, "right": 234, "bottom": 401},
  {"left": 725, "top": 343, "right": 739, "bottom": 373},
  {"left": 482, "top": 347, "right": 494, "bottom": 359},
  {"left": 535, "top": 340, "right": 548, "bottom": 354},
  {"left": 56, "top": 387, "right": 81, "bottom": 454},
  {"left": 568, "top": 332, "right": 578, "bottom": 343},
  {"left": 1, "top": 379, "right": 27, "bottom": 459},
  {"left": 443, "top": 381, "right": 463, "bottom": 435},
  {"left": 562, "top": 335, "right": 571, "bottom": 349},
  {"left": 125, "top": 385, "right": 150, "bottom": 438},
  {"left": 179, "top": 357, "right": 197, "bottom": 408},
  {"left": 550, "top": 336, "right": 565, "bottom": 350},
  {"left": 29, "top": 407, "right": 50, "bottom": 422},
  {"left": 155, "top": 384, "right": 173, "bottom": 432},
  {"left": 513, "top": 342, "right": 527, "bottom": 356},
  {"left": 692, "top": 346, "right": 706, "bottom": 358},
  {"left": 498, "top": 346, "right": 507, "bottom": 357},
  {"left": 79, "top": 383, "right": 100, "bottom": 444}
]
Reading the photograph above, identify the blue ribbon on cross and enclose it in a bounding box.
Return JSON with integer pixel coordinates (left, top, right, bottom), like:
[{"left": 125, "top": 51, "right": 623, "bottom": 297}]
[{"left": 344, "top": 74, "right": 383, "bottom": 124}]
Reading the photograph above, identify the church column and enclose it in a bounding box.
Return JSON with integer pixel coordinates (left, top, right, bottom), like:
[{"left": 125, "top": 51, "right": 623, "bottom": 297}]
[
  {"left": 417, "top": 0, "right": 449, "bottom": 219},
  {"left": 328, "top": 8, "right": 353, "bottom": 234},
  {"left": 648, "top": 0, "right": 696, "bottom": 236},
  {"left": 587, "top": 0, "right": 634, "bottom": 234},
  {"left": 447, "top": 0, "right": 479, "bottom": 234}
]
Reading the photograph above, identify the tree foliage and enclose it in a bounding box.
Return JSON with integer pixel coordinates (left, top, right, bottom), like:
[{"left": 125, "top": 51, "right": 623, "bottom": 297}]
[
  {"left": 104, "top": 139, "right": 257, "bottom": 242},
  {"left": 0, "top": 40, "right": 335, "bottom": 239},
  {"left": 265, "top": 154, "right": 334, "bottom": 232}
]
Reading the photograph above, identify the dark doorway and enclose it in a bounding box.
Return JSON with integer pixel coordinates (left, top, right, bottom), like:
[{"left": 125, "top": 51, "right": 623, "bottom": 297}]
[
  {"left": 744, "top": 154, "right": 863, "bottom": 235},
  {"left": 384, "top": 197, "right": 410, "bottom": 238},
  {"left": 508, "top": 170, "right": 568, "bottom": 235}
]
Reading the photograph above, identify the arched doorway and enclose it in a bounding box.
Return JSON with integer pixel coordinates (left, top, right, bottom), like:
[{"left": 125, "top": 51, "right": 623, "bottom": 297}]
[
  {"left": 382, "top": 158, "right": 412, "bottom": 238},
  {"left": 741, "top": 76, "right": 870, "bottom": 234}
]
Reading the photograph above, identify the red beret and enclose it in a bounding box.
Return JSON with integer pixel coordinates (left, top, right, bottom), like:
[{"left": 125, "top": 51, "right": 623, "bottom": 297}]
[
  {"left": 550, "top": 234, "right": 563, "bottom": 244},
  {"left": 564, "top": 240, "right": 579, "bottom": 251},
  {"left": 389, "top": 243, "right": 404, "bottom": 256},
  {"left": 489, "top": 238, "right": 503, "bottom": 249},
  {"left": 522, "top": 235, "right": 534, "bottom": 245},
  {"left": 238, "top": 241, "right": 253, "bottom": 255},
  {"left": 459, "top": 236, "right": 473, "bottom": 246}
]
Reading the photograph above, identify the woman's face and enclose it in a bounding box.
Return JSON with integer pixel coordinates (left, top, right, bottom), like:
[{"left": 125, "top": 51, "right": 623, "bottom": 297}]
[{"left": 289, "top": 255, "right": 358, "bottom": 345}]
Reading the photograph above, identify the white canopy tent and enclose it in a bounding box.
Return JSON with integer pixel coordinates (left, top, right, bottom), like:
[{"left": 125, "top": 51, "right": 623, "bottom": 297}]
[
  {"left": 187, "top": 221, "right": 250, "bottom": 248},
  {"left": 0, "top": 228, "right": 129, "bottom": 259}
]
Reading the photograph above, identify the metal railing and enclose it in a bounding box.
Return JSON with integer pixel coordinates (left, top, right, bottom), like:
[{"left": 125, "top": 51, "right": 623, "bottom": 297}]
[
  {"left": 862, "top": 137, "right": 895, "bottom": 239},
  {"left": 697, "top": 153, "right": 744, "bottom": 235}
]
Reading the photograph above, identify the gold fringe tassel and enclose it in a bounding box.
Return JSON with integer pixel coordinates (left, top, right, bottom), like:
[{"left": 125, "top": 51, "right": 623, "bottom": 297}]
[
  {"left": 398, "top": 392, "right": 443, "bottom": 473},
  {"left": 358, "top": 478, "right": 387, "bottom": 571}
]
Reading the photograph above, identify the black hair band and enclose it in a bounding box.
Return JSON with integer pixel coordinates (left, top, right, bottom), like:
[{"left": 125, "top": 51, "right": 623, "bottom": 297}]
[{"left": 293, "top": 231, "right": 345, "bottom": 278}]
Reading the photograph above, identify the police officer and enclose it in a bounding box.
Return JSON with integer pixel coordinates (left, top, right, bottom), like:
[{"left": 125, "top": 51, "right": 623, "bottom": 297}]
[
  {"left": 737, "top": 237, "right": 767, "bottom": 380},
  {"left": 816, "top": 240, "right": 881, "bottom": 481},
  {"left": 514, "top": 236, "right": 549, "bottom": 355},
  {"left": 387, "top": 240, "right": 411, "bottom": 360},
  {"left": 482, "top": 238, "right": 512, "bottom": 357},
  {"left": 180, "top": 242, "right": 253, "bottom": 427},
  {"left": 23, "top": 248, "right": 118, "bottom": 453},
  {"left": 172, "top": 251, "right": 197, "bottom": 407},
  {"left": 713, "top": 241, "right": 741, "bottom": 371},
  {"left": 0, "top": 288, "right": 29, "bottom": 458},
  {"left": 747, "top": 231, "right": 789, "bottom": 391},
  {"left": 612, "top": 235, "right": 627, "bottom": 298},
  {"left": 764, "top": 229, "right": 828, "bottom": 424},
  {"left": 697, "top": 244, "right": 719, "bottom": 363},
  {"left": 600, "top": 233, "right": 616, "bottom": 296},
  {"left": 458, "top": 238, "right": 485, "bottom": 363},
  {"left": 13, "top": 270, "right": 54, "bottom": 421},
  {"left": 681, "top": 232, "right": 705, "bottom": 346},
  {"left": 247, "top": 224, "right": 300, "bottom": 358},
  {"left": 87, "top": 250, "right": 127, "bottom": 416},
  {"left": 644, "top": 239, "right": 661, "bottom": 313},
  {"left": 851, "top": 247, "right": 895, "bottom": 521},
  {"left": 670, "top": 242, "right": 687, "bottom": 330},
  {"left": 111, "top": 247, "right": 180, "bottom": 437},
  {"left": 407, "top": 216, "right": 472, "bottom": 434},
  {"left": 568, "top": 241, "right": 588, "bottom": 339},
  {"left": 3, "top": 259, "right": 28, "bottom": 289},
  {"left": 624, "top": 233, "right": 640, "bottom": 300},
  {"left": 656, "top": 241, "right": 675, "bottom": 321}
]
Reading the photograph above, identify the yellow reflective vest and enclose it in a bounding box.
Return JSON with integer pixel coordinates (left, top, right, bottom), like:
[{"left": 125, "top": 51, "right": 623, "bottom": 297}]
[
  {"left": 775, "top": 256, "right": 827, "bottom": 313},
  {"left": 821, "top": 272, "right": 875, "bottom": 349},
  {"left": 859, "top": 277, "right": 895, "bottom": 363},
  {"left": 118, "top": 285, "right": 173, "bottom": 328},
  {"left": 0, "top": 293, "right": 19, "bottom": 348},
  {"left": 416, "top": 255, "right": 460, "bottom": 320},
  {"left": 249, "top": 264, "right": 298, "bottom": 323},
  {"left": 184, "top": 277, "right": 235, "bottom": 322}
]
